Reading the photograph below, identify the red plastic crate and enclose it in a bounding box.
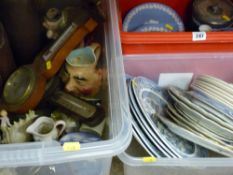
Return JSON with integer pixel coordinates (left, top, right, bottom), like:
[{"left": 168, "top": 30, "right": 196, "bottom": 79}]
[{"left": 118, "top": 0, "right": 233, "bottom": 54}]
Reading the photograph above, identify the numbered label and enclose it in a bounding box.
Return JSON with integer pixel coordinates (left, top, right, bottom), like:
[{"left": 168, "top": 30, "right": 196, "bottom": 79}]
[
  {"left": 143, "top": 157, "right": 157, "bottom": 163},
  {"left": 63, "top": 142, "right": 81, "bottom": 152},
  {"left": 45, "top": 60, "right": 52, "bottom": 70},
  {"left": 192, "top": 32, "right": 207, "bottom": 41}
]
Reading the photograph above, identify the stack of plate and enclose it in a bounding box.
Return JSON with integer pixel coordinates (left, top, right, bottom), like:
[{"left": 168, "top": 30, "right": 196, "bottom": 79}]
[
  {"left": 126, "top": 76, "right": 208, "bottom": 158},
  {"left": 191, "top": 75, "right": 233, "bottom": 112},
  {"left": 158, "top": 75, "right": 233, "bottom": 157}
]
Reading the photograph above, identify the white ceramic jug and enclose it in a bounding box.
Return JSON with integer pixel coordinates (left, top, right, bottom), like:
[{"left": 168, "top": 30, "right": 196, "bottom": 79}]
[{"left": 26, "top": 116, "right": 66, "bottom": 141}]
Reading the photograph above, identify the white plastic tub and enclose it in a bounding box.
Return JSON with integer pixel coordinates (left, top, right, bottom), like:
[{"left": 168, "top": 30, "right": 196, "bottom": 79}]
[
  {"left": 0, "top": 0, "right": 132, "bottom": 174},
  {"left": 120, "top": 52, "right": 233, "bottom": 175}
]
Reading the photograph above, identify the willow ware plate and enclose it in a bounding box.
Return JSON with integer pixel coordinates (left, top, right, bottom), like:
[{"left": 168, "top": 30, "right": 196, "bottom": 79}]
[
  {"left": 175, "top": 103, "right": 233, "bottom": 144},
  {"left": 127, "top": 77, "right": 162, "bottom": 157},
  {"left": 131, "top": 77, "right": 202, "bottom": 158},
  {"left": 167, "top": 101, "right": 232, "bottom": 144},
  {"left": 166, "top": 105, "right": 226, "bottom": 146},
  {"left": 123, "top": 2, "right": 184, "bottom": 32},
  {"left": 134, "top": 23, "right": 171, "bottom": 32},
  {"left": 169, "top": 86, "right": 233, "bottom": 128},
  {"left": 158, "top": 115, "right": 233, "bottom": 157},
  {"left": 189, "top": 90, "right": 233, "bottom": 121},
  {"left": 131, "top": 107, "right": 164, "bottom": 157},
  {"left": 165, "top": 108, "right": 209, "bottom": 157},
  {"left": 191, "top": 97, "right": 233, "bottom": 126},
  {"left": 128, "top": 79, "right": 174, "bottom": 158},
  {"left": 168, "top": 87, "right": 233, "bottom": 141}
]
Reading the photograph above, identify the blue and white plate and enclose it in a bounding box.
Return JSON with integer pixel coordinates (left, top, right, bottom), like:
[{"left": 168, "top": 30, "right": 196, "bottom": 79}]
[
  {"left": 135, "top": 23, "right": 172, "bottom": 32},
  {"left": 60, "top": 132, "right": 101, "bottom": 145},
  {"left": 128, "top": 78, "right": 173, "bottom": 157},
  {"left": 158, "top": 115, "right": 233, "bottom": 157},
  {"left": 131, "top": 76, "right": 204, "bottom": 158},
  {"left": 127, "top": 76, "right": 159, "bottom": 157},
  {"left": 123, "top": 2, "right": 184, "bottom": 32},
  {"left": 168, "top": 87, "right": 233, "bottom": 142},
  {"left": 189, "top": 88, "right": 233, "bottom": 121}
]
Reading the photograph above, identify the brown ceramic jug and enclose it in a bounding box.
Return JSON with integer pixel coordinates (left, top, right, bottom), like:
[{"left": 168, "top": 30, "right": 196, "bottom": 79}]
[{"left": 0, "top": 0, "right": 45, "bottom": 65}]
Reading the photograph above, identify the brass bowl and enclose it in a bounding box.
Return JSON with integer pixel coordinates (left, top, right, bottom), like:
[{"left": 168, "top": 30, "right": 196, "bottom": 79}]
[{"left": 3, "top": 65, "right": 36, "bottom": 106}]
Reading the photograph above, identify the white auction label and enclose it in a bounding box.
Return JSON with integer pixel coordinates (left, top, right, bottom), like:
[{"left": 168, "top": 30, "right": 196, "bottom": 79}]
[{"left": 192, "top": 32, "right": 207, "bottom": 41}]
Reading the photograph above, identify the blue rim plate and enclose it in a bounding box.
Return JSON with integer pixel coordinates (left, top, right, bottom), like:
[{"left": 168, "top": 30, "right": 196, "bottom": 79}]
[
  {"left": 127, "top": 76, "right": 162, "bottom": 157},
  {"left": 189, "top": 87, "right": 233, "bottom": 121},
  {"left": 158, "top": 114, "right": 233, "bottom": 157},
  {"left": 123, "top": 2, "right": 184, "bottom": 32},
  {"left": 131, "top": 76, "right": 204, "bottom": 158},
  {"left": 168, "top": 86, "right": 233, "bottom": 142},
  {"left": 135, "top": 23, "right": 172, "bottom": 32},
  {"left": 127, "top": 78, "right": 173, "bottom": 157}
]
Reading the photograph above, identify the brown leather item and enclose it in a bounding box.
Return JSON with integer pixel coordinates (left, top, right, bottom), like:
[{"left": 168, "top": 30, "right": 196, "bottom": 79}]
[{"left": 2, "top": 18, "right": 98, "bottom": 113}]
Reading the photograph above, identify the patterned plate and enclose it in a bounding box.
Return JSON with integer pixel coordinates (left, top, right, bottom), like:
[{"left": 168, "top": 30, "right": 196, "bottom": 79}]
[
  {"left": 123, "top": 2, "right": 184, "bottom": 32},
  {"left": 131, "top": 76, "right": 202, "bottom": 158},
  {"left": 168, "top": 87, "right": 233, "bottom": 141},
  {"left": 189, "top": 89, "right": 233, "bottom": 120},
  {"left": 127, "top": 78, "right": 169, "bottom": 157},
  {"left": 127, "top": 76, "right": 164, "bottom": 157},
  {"left": 158, "top": 115, "right": 233, "bottom": 157},
  {"left": 134, "top": 23, "right": 172, "bottom": 32}
]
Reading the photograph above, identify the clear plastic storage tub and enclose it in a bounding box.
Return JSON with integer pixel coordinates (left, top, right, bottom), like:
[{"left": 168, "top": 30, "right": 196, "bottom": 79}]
[
  {"left": 120, "top": 52, "right": 233, "bottom": 175},
  {"left": 0, "top": 0, "right": 132, "bottom": 174}
]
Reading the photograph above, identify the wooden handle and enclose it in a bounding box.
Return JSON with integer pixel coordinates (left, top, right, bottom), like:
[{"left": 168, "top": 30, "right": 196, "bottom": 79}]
[{"left": 42, "top": 18, "right": 98, "bottom": 79}]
